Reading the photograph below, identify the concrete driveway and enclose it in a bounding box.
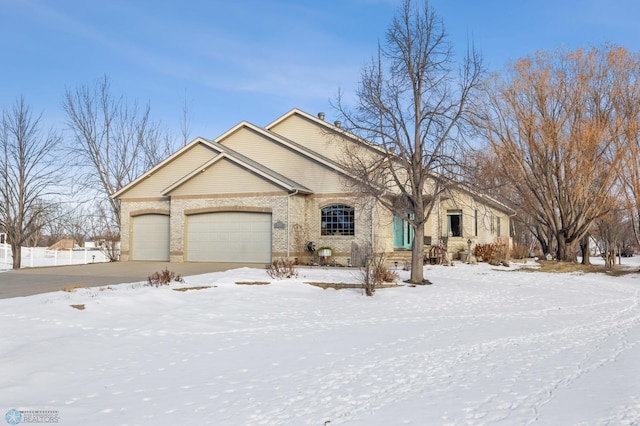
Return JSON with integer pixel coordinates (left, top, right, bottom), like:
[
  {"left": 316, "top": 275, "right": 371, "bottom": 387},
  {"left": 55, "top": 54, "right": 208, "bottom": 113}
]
[{"left": 0, "top": 262, "right": 257, "bottom": 299}]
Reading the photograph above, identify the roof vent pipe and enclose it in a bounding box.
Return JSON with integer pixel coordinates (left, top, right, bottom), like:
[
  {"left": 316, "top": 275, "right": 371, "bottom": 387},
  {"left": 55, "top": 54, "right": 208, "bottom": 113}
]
[
  {"left": 318, "top": 112, "right": 325, "bottom": 120},
  {"left": 334, "top": 120, "right": 341, "bottom": 128}
]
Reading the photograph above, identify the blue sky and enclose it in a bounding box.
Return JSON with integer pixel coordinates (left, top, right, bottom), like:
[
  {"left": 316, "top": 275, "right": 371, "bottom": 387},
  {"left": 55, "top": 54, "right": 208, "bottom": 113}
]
[{"left": 1, "top": 0, "right": 640, "bottom": 140}]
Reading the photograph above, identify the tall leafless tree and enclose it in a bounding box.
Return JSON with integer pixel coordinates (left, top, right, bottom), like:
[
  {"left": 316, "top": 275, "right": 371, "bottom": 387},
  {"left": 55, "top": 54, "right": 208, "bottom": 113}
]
[
  {"left": 466, "top": 150, "right": 541, "bottom": 253},
  {"left": 334, "top": 0, "right": 483, "bottom": 284},
  {"left": 475, "top": 46, "right": 627, "bottom": 262},
  {"left": 63, "top": 75, "right": 175, "bottom": 239},
  {"left": 612, "top": 49, "right": 640, "bottom": 250},
  {"left": 0, "top": 97, "right": 63, "bottom": 269}
]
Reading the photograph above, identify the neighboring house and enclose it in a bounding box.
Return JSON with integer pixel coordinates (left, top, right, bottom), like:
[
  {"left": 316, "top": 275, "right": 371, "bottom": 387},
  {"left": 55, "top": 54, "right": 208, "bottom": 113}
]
[{"left": 112, "top": 109, "right": 514, "bottom": 265}]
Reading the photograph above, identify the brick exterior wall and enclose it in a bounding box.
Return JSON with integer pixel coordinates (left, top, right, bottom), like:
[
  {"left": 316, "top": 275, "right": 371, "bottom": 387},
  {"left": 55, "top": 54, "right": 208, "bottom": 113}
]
[
  {"left": 120, "top": 190, "right": 510, "bottom": 265},
  {"left": 120, "top": 193, "right": 380, "bottom": 265},
  {"left": 300, "top": 195, "right": 374, "bottom": 265},
  {"left": 168, "top": 194, "right": 289, "bottom": 262}
]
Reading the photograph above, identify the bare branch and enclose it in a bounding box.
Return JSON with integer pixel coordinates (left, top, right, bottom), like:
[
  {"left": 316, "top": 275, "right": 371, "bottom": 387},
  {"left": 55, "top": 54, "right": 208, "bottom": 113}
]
[
  {"left": 63, "top": 75, "right": 178, "bottom": 235},
  {"left": 333, "top": 0, "right": 483, "bottom": 283},
  {"left": 0, "top": 97, "right": 64, "bottom": 268}
]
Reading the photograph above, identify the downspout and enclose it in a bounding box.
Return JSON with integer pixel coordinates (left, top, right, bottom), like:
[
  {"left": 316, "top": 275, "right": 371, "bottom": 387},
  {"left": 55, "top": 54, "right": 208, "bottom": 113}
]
[
  {"left": 436, "top": 193, "right": 442, "bottom": 244},
  {"left": 371, "top": 202, "right": 375, "bottom": 251},
  {"left": 287, "top": 190, "right": 299, "bottom": 258}
]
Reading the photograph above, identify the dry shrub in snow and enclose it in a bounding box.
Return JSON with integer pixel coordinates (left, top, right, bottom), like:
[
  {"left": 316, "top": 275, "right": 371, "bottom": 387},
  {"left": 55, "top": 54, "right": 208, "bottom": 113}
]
[
  {"left": 147, "top": 268, "right": 184, "bottom": 287},
  {"left": 510, "top": 242, "right": 528, "bottom": 260},
  {"left": 474, "top": 239, "right": 510, "bottom": 266},
  {"left": 489, "top": 239, "right": 510, "bottom": 266},
  {"left": 266, "top": 258, "right": 298, "bottom": 279},
  {"left": 473, "top": 243, "right": 494, "bottom": 262},
  {"left": 374, "top": 263, "right": 399, "bottom": 284},
  {"left": 361, "top": 252, "right": 399, "bottom": 296}
]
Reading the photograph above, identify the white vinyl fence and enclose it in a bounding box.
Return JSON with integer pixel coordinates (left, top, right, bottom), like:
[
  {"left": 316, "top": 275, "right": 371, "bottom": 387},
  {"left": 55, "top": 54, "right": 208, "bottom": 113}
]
[{"left": 0, "top": 243, "right": 111, "bottom": 268}]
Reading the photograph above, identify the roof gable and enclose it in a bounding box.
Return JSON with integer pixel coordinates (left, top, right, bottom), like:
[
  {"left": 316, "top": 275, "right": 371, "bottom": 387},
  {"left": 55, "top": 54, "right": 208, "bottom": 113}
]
[
  {"left": 266, "top": 109, "right": 387, "bottom": 157},
  {"left": 112, "top": 139, "right": 217, "bottom": 199},
  {"left": 163, "top": 142, "right": 312, "bottom": 195},
  {"left": 113, "top": 133, "right": 312, "bottom": 200},
  {"left": 165, "top": 156, "right": 289, "bottom": 196},
  {"left": 216, "top": 122, "right": 351, "bottom": 193}
]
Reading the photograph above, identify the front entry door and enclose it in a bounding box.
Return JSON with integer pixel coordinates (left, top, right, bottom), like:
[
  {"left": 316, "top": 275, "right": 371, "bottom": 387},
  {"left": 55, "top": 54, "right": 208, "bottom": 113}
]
[{"left": 393, "top": 214, "right": 414, "bottom": 249}]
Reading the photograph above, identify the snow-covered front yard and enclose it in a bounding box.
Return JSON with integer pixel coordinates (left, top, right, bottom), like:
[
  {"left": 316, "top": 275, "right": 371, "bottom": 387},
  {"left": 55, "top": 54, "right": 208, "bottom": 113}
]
[{"left": 1, "top": 260, "right": 639, "bottom": 425}]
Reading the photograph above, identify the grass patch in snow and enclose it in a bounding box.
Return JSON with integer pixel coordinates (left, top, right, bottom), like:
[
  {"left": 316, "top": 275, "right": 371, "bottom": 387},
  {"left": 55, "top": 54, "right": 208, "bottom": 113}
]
[
  {"left": 306, "top": 282, "right": 401, "bottom": 290},
  {"left": 173, "top": 286, "right": 216, "bottom": 292},
  {"left": 519, "top": 260, "right": 639, "bottom": 275},
  {"left": 70, "top": 304, "right": 85, "bottom": 310},
  {"left": 235, "top": 281, "right": 270, "bottom": 285},
  {"left": 519, "top": 261, "right": 601, "bottom": 273},
  {"left": 61, "top": 285, "right": 86, "bottom": 292},
  {"left": 604, "top": 267, "right": 640, "bottom": 276}
]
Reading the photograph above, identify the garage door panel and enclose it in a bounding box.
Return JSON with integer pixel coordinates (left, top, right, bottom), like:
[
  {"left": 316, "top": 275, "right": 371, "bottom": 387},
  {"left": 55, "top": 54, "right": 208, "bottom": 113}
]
[
  {"left": 186, "top": 212, "right": 271, "bottom": 262},
  {"left": 131, "top": 214, "right": 170, "bottom": 261}
]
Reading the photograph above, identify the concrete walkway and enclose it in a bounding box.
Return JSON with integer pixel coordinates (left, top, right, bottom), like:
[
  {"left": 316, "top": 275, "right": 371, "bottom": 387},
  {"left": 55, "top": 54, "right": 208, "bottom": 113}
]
[{"left": 0, "top": 262, "right": 256, "bottom": 299}]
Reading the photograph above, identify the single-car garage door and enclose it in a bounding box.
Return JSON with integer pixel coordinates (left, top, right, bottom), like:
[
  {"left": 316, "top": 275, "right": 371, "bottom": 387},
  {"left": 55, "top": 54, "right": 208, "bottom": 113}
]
[
  {"left": 186, "top": 212, "right": 272, "bottom": 263},
  {"left": 131, "top": 214, "right": 170, "bottom": 261}
]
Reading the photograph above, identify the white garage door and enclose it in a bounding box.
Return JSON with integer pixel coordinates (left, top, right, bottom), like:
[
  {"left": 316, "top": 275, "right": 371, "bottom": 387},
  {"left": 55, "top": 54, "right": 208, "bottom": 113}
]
[
  {"left": 187, "top": 212, "right": 272, "bottom": 263},
  {"left": 131, "top": 214, "right": 170, "bottom": 261}
]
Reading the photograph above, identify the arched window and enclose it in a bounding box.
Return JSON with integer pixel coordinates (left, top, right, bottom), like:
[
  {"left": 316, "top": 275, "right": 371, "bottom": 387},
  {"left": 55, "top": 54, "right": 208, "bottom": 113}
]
[{"left": 321, "top": 204, "right": 354, "bottom": 236}]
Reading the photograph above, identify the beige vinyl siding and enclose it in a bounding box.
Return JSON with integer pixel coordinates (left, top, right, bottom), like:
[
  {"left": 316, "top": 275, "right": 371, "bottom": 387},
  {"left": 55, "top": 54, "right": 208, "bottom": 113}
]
[
  {"left": 267, "top": 114, "right": 343, "bottom": 162},
  {"left": 168, "top": 158, "right": 284, "bottom": 196},
  {"left": 119, "top": 143, "right": 216, "bottom": 199},
  {"left": 439, "top": 192, "right": 510, "bottom": 246},
  {"left": 221, "top": 127, "right": 344, "bottom": 193}
]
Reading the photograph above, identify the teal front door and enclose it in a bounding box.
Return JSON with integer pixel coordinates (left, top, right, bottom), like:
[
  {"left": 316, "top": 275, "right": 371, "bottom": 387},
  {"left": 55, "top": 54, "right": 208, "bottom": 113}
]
[{"left": 393, "top": 214, "right": 414, "bottom": 249}]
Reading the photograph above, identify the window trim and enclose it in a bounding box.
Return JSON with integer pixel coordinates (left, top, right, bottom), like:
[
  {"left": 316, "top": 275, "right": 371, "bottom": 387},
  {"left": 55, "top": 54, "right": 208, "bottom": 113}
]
[
  {"left": 320, "top": 203, "right": 355, "bottom": 236},
  {"left": 446, "top": 210, "right": 463, "bottom": 237}
]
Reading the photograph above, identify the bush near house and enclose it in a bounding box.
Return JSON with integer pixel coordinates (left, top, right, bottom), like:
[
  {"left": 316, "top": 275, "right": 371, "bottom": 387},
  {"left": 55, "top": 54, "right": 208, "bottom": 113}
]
[{"left": 474, "top": 240, "right": 510, "bottom": 266}]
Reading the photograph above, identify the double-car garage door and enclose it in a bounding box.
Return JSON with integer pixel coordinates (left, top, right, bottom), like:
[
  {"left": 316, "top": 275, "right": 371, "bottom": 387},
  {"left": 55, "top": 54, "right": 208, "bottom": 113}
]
[
  {"left": 186, "top": 212, "right": 272, "bottom": 263},
  {"left": 131, "top": 212, "right": 272, "bottom": 263}
]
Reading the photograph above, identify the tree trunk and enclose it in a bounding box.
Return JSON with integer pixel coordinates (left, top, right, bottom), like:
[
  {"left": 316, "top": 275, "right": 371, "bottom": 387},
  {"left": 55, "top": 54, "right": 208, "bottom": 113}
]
[
  {"left": 557, "top": 233, "right": 577, "bottom": 262},
  {"left": 534, "top": 226, "right": 551, "bottom": 258},
  {"left": 11, "top": 243, "right": 21, "bottom": 269},
  {"left": 410, "top": 222, "right": 425, "bottom": 284},
  {"left": 604, "top": 243, "right": 614, "bottom": 269},
  {"left": 580, "top": 234, "right": 590, "bottom": 265}
]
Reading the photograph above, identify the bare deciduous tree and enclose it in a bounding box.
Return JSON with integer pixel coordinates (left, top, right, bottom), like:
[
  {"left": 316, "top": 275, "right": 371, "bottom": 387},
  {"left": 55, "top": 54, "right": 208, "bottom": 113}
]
[
  {"left": 0, "top": 98, "right": 62, "bottom": 269},
  {"left": 593, "top": 207, "right": 628, "bottom": 268},
  {"left": 613, "top": 49, "right": 640, "bottom": 249},
  {"left": 475, "top": 46, "right": 627, "bottom": 262},
  {"left": 63, "top": 75, "right": 176, "bottom": 237},
  {"left": 334, "top": 0, "right": 483, "bottom": 284}
]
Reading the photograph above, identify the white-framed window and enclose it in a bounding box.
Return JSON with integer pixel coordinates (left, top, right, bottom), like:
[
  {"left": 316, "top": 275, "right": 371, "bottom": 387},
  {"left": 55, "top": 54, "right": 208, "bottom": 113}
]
[
  {"left": 321, "top": 204, "right": 355, "bottom": 236},
  {"left": 447, "top": 210, "right": 462, "bottom": 237}
]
